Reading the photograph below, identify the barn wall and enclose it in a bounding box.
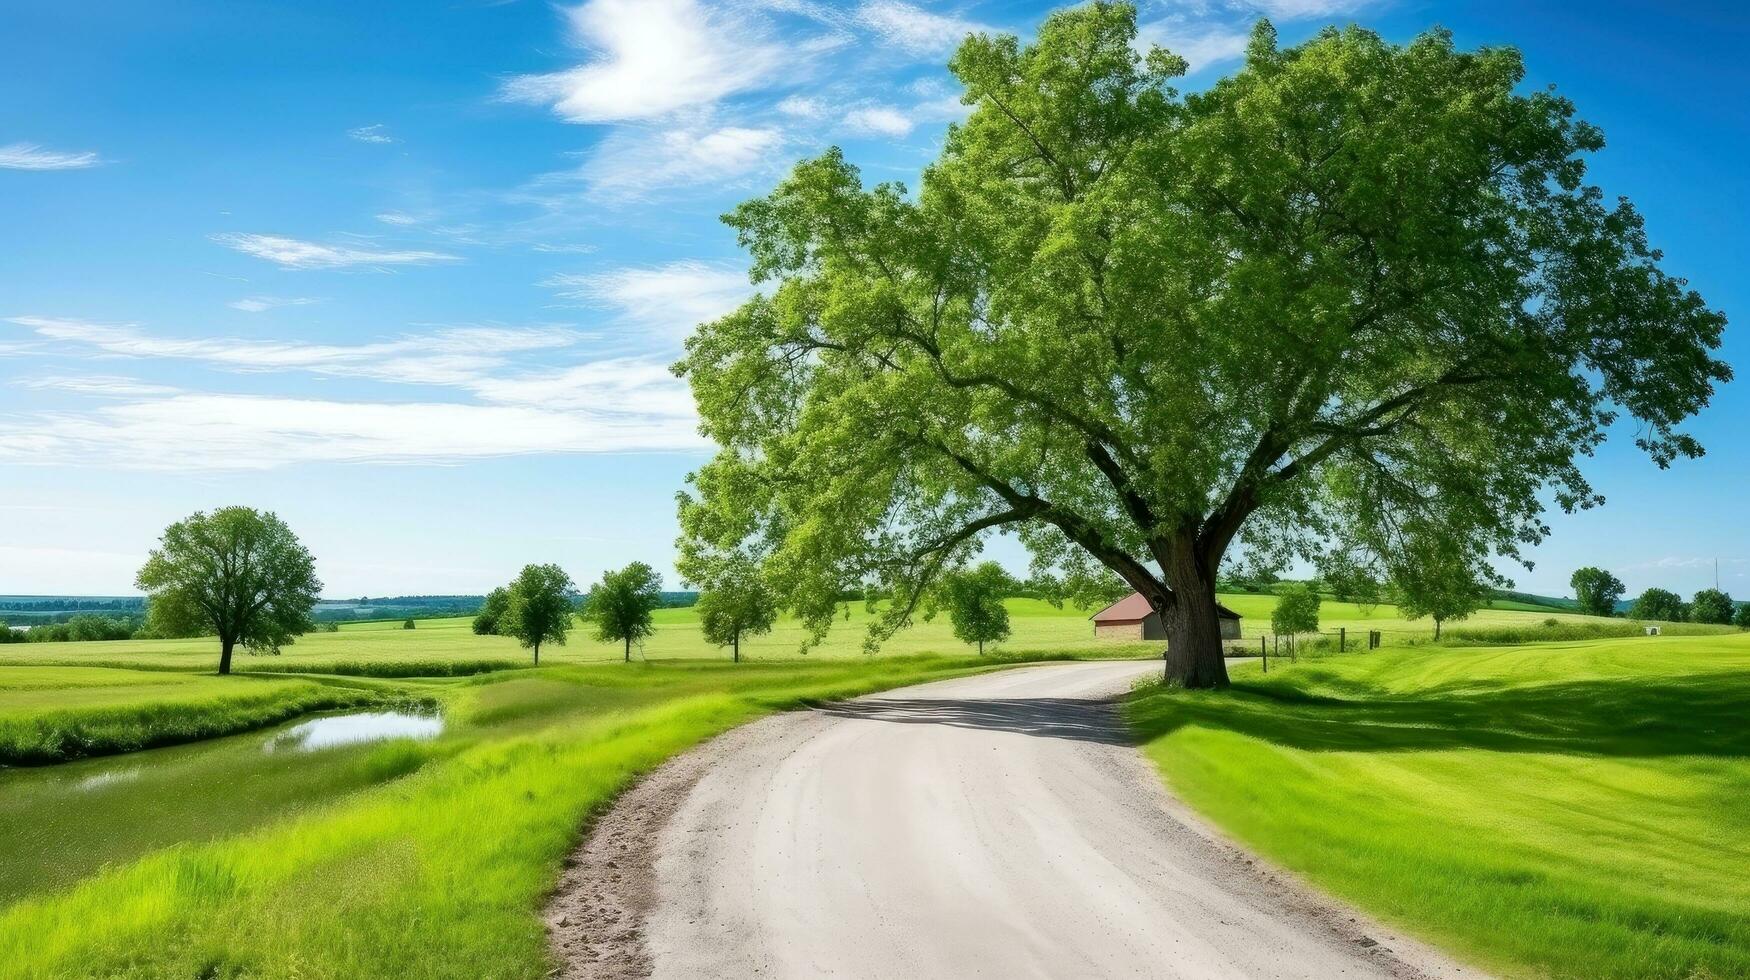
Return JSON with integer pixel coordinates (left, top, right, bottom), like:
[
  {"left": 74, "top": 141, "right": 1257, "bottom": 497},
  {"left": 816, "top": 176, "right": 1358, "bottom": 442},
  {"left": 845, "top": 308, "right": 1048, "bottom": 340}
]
[{"left": 1094, "top": 622, "right": 1143, "bottom": 641}]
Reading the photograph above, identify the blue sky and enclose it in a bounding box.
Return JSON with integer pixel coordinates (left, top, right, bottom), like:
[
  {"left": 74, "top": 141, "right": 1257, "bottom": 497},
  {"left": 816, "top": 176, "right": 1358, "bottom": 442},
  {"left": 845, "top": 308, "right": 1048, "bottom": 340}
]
[{"left": 1, "top": 0, "right": 1745, "bottom": 600}]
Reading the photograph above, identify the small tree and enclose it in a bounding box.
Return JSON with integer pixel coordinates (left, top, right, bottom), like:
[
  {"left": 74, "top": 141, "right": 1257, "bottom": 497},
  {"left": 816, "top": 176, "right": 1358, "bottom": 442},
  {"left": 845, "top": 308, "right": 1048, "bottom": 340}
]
[
  {"left": 1391, "top": 547, "right": 1485, "bottom": 640},
  {"left": 1734, "top": 602, "right": 1750, "bottom": 629},
  {"left": 1570, "top": 567, "right": 1626, "bottom": 617},
  {"left": 695, "top": 560, "right": 779, "bottom": 663},
  {"left": 136, "top": 507, "right": 321, "bottom": 675},
  {"left": 1270, "top": 583, "right": 1321, "bottom": 636},
  {"left": 584, "top": 562, "right": 663, "bottom": 662},
  {"left": 1690, "top": 588, "right": 1735, "bottom": 625},
  {"left": 402, "top": 618, "right": 416, "bottom": 630},
  {"left": 500, "top": 564, "right": 577, "bottom": 665},
  {"left": 1630, "top": 587, "right": 1686, "bottom": 622},
  {"left": 935, "top": 561, "right": 1015, "bottom": 655},
  {"left": 473, "top": 587, "right": 509, "bottom": 635}
]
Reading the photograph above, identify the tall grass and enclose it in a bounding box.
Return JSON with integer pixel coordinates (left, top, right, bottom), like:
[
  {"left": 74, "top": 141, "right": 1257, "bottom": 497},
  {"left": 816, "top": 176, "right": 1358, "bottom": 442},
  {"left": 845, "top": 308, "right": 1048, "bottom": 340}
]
[{"left": 0, "top": 656, "right": 1011, "bottom": 978}]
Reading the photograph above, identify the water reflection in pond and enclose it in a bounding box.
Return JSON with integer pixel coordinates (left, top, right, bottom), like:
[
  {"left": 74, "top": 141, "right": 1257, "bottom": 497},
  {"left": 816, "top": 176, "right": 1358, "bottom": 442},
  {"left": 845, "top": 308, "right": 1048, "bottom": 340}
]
[{"left": 264, "top": 710, "right": 444, "bottom": 753}]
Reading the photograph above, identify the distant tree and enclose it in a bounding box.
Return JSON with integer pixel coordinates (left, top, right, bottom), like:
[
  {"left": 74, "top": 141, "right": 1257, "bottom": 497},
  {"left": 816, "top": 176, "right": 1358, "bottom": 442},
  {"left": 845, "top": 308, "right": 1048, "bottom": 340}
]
[
  {"left": 472, "top": 587, "right": 510, "bottom": 636},
  {"left": 136, "top": 507, "right": 321, "bottom": 675},
  {"left": 1391, "top": 544, "right": 1486, "bottom": 640},
  {"left": 1320, "top": 553, "right": 1383, "bottom": 616},
  {"left": 1270, "top": 584, "right": 1321, "bottom": 636},
  {"left": 584, "top": 562, "right": 663, "bottom": 662},
  {"left": 934, "top": 561, "right": 1016, "bottom": 655},
  {"left": 694, "top": 559, "right": 779, "bottom": 663},
  {"left": 498, "top": 564, "right": 577, "bottom": 665},
  {"left": 1735, "top": 602, "right": 1750, "bottom": 629},
  {"left": 1630, "top": 587, "right": 1686, "bottom": 623},
  {"left": 402, "top": 618, "right": 416, "bottom": 630},
  {"left": 1570, "top": 567, "right": 1626, "bottom": 617},
  {"left": 1689, "top": 588, "right": 1735, "bottom": 625}
]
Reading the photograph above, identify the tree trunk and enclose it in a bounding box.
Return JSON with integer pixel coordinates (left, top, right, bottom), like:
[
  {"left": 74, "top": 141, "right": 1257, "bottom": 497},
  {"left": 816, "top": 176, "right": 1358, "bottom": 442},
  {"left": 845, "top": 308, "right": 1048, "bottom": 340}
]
[
  {"left": 733, "top": 632, "right": 740, "bottom": 663},
  {"left": 1156, "top": 542, "right": 1230, "bottom": 688},
  {"left": 624, "top": 637, "right": 631, "bottom": 662},
  {"left": 218, "top": 636, "right": 235, "bottom": 676},
  {"left": 533, "top": 640, "right": 540, "bottom": 666},
  {"left": 1434, "top": 618, "right": 1442, "bottom": 641},
  {"left": 978, "top": 639, "right": 984, "bottom": 656}
]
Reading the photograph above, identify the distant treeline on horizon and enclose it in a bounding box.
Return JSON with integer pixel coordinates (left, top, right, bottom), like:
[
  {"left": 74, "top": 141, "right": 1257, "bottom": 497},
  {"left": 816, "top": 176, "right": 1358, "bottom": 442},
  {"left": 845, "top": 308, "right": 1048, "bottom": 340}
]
[{"left": 0, "top": 591, "right": 705, "bottom": 625}]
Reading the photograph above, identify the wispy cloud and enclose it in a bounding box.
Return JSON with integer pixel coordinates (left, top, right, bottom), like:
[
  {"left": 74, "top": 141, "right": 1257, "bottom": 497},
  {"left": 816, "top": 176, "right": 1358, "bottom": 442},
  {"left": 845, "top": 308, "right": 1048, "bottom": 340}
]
[
  {"left": 843, "top": 104, "right": 915, "bottom": 138},
  {"left": 501, "top": 0, "right": 787, "bottom": 122},
  {"left": 1136, "top": 19, "right": 1252, "bottom": 72},
  {"left": 14, "top": 375, "right": 181, "bottom": 397},
  {"left": 229, "top": 296, "right": 319, "bottom": 313},
  {"left": 0, "top": 143, "right": 102, "bottom": 170},
  {"left": 348, "top": 124, "right": 397, "bottom": 144},
  {"left": 855, "top": 1, "right": 987, "bottom": 57},
  {"left": 570, "top": 124, "right": 786, "bottom": 199},
  {"left": 542, "top": 260, "right": 750, "bottom": 340},
  {"left": 212, "top": 233, "right": 460, "bottom": 270},
  {"left": 8, "top": 316, "right": 580, "bottom": 387},
  {"left": 0, "top": 393, "right": 706, "bottom": 470}
]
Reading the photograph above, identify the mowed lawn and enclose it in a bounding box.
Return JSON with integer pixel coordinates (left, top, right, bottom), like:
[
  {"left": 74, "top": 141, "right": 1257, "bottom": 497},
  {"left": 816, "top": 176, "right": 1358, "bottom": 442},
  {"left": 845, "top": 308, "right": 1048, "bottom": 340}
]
[
  {"left": 1128, "top": 634, "right": 1750, "bottom": 979},
  {"left": 0, "top": 656, "right": 1022, "bottom": 978}
]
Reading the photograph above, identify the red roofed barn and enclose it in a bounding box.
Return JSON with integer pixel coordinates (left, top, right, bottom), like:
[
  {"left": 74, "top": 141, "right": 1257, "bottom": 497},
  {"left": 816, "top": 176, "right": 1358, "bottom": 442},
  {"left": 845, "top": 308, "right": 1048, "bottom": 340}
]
[{"left": 1090, "top": 592, "right": 1242, "bottom": 641}]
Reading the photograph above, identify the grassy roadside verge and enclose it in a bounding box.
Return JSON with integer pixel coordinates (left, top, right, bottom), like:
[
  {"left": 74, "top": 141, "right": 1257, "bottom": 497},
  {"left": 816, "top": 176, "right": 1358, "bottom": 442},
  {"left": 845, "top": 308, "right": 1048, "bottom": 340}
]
[
  {"left": 0, "top": 667, "right": 394, "bottom": 765},
  {"left": 1125, "top": 635, "right": 1750, "bottom": 979},
  {"left": 1, "top": 655, "right": 1025, "bottom": 978}
]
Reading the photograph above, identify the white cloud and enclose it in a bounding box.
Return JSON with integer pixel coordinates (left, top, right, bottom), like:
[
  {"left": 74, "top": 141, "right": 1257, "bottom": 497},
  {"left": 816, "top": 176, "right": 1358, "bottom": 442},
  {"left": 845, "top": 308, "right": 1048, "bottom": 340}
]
[
  {"left": 501, "top": 0, "right": 786, "bottom": 122},
  {"left": 348, "top": 124, "right": 397, "bottom": 144},
  {"left": 0, "top": 393, "right": 706, "bottom": 470},
  {"left": 14, "top": 376, "right": 181, "bottom": 397},
  {"left": 375, "top": 211, "right": 422, "bottom": 226},
  {"left": 8, "top": 316, "right": 580, "bottom": 388},
  {"left": 776, "top": 95, "right": 828, "bottom": 118},
  {"left": 1242, "top": 0, "right": 1367, "bottom": 17},
  {"left": 1136, "top": 20, "right": 1251, "bottom": 72},
  {"left": 212, "top": 233, "right": 460, "bottom": 270},
  {"left": 575, "top": 125, "right": 785, "bottom": 199},
  {"left": 0, "top": 143, "right": 101, "bottom": 170},
  {"left": 843, "top": 104, "right": 916, "bottom": 138},
  {"left": 856, "top": 1, "right": 985, "bottom": 57},
  {"left": 543, "top": 260, "right": 750, "bottom": 340},
  {"left": 229, "top": 296, "right": 319, "bottom": 313}
]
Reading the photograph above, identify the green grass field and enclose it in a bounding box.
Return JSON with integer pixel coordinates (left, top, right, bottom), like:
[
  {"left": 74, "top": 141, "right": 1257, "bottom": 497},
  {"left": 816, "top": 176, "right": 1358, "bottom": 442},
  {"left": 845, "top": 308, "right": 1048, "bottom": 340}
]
[
  {"left": 0, "top": 655, "right": 1032, "bottom": 978},
  {"left": 0, "top": 667, "right": 398, "bottom": 765},
  {"left": 1128, "top": 634, "right": 1750, "bottom": 979},
  {"left": 0, "top": 594, "right": 1648, "bottom": 676}
]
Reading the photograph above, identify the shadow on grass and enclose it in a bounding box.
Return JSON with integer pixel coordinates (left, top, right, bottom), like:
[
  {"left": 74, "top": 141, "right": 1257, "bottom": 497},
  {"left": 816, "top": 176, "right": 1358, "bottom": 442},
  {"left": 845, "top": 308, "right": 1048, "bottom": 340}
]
[
  {"left": 1130, "top": 671, "right": 1750, "bottom": 758},
  {"left": 818, "top": 697, "right": 1131, "bottom": 745}
]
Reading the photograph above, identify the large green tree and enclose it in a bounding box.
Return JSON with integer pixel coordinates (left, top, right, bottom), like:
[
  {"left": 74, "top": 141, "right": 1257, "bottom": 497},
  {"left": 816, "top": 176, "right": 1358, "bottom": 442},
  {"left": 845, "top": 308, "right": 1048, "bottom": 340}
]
[
  {"left": 499, "top": 564, "right": 577, "bottom": 665},
  {"left": 135, "top": 507, "right": 321, "bottom": 675},
  {"left": 674, "top": 4, "right": 1728, "bottom": 687},
  {"left": 583, "top": 562, "right": 663, "bottom": 662},
  {"left": 1570, "top": 567, "right": 1626, "bottom": 617}
]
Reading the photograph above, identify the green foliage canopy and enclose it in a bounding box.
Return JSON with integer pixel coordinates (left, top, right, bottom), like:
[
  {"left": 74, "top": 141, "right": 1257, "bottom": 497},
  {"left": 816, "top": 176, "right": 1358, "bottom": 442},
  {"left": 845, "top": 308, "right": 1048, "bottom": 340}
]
[
  {"left": 1689, "top": 588, "right": 1735, "bottom": 626},
  {"left": 1570, "top": 567, "right": 1626, "bottom": 617},
  {"left": 674, "top": 4, "right": 1727, "bottom": 687},
  {"left": 1270, "top": 583, "right": 1322, "bottom": 635},
  {"left": 931, "top": 561, "right": 1015, "bottom": 655},
  {"left": 135, "top": 507, "right": 321, "bottom": 674},
  {"left": 583, "top": 562, "right": 663, "bottom": 662},
  {"left": 1629, "top": 587, "right": 1685, "bottom": 623},
  {"left": 500, "top": 564, "right": 576, "bottom": 665},
  {"left": 472, "top": 587, "right": 510, "bottom": 636},
  {"left": 693, "top": 557, "right": 779, "bottom": 662}
]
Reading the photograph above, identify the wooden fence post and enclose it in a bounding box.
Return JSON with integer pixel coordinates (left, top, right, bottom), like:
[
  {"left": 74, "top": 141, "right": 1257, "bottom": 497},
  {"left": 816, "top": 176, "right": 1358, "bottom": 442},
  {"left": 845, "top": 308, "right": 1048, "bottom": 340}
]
[{"left": 1339, "top": 627, "right": 1346, "bottom": 652}]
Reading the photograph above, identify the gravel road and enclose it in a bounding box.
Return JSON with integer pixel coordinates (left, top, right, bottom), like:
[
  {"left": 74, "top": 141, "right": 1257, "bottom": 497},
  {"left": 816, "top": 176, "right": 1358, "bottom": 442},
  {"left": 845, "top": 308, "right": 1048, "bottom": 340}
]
[{"left": 549, "top": 660, "right": 1478, "bottom": 979}]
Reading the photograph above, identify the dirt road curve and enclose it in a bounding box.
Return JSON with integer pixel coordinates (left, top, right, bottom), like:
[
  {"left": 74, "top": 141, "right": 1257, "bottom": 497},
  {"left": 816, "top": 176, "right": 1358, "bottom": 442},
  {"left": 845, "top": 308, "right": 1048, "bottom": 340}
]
[{"left": 548, "top": 660, "right": 1478, "bottom": 980}]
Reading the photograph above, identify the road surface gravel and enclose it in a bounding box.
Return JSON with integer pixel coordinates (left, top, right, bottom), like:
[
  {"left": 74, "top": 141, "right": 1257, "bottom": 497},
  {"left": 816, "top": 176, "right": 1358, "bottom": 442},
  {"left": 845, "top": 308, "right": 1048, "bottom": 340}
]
[{"left": 548, "top": 660, "right": 1479, "bottom": 979}]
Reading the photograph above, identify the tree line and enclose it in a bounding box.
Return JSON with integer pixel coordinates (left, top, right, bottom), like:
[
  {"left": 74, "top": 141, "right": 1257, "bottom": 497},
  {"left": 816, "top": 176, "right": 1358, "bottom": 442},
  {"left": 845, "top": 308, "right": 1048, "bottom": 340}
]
[{"left": 1570, "top": 566, "right": 1746, "bottom": 625}]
